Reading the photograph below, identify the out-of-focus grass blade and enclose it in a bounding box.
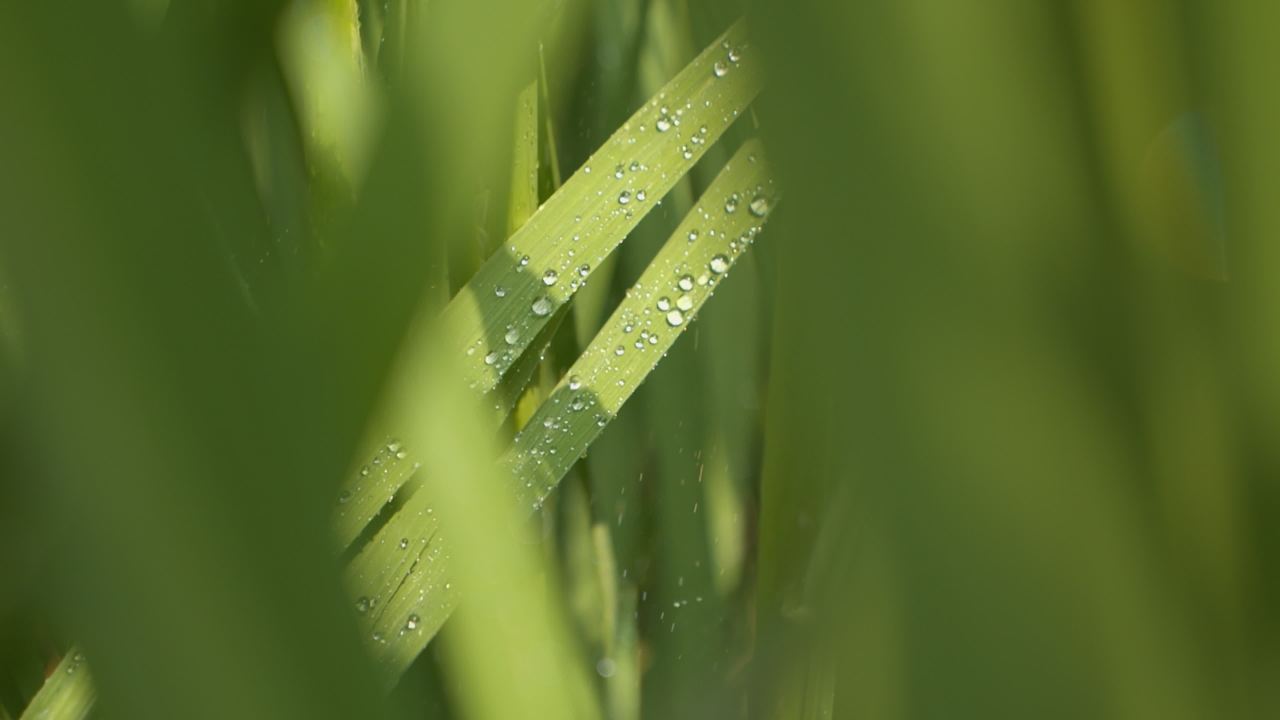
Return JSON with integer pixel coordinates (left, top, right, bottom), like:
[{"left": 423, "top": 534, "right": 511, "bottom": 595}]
[
  {"left": 439, "top": 21, "right": 758, "bottom": 395},
  {"left": 17, "top": 652, "right": 92, "bottom": 720},
  {"left": 506, "top": 138, "right": 775, "bottom": 509}
]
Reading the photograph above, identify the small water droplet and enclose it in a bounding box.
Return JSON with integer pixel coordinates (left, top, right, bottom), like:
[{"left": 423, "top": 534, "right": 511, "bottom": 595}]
[
  {"left": 577, "top": 264, "right": 590, "bottom": 278},
  {"left": 568, "top": 375, "right": 582, "bottom": 390},
  {"left": 688, "top": 229, "right": 699, "bottom": 242},
  {"left": 615, "top": 345, "right": 626, "bottom": 356},
  {"left": 532, "top": 296, "right": 553, "bottom": 316},
  {"left": 618, "top": 190, "right": 632, "bottom": 205},
  {"left": 494, "top": 285, "right": 507, "bottom": 298},
  {"left": 749, "top": 195, "right": 771, "bottom": 217},
  {"left": 597, "top": 658, "right": 617, "bottom": 678},
  {"left": 542, "top": 269, "right": 558, "bottom": 286},
  {"left": 728, "top": 47, "right": 742, "bottom": 63},
  {"left": 355, "top": 596, "right": 372, "bottom": 613},
  {"left": 666, "top": 309, "right": 685, "bottom": 327},
  {"left": 405, "top": 613, "right": 420, "bottom": 631},
  {"left": 709, "top": 255, "right": 730, "bottom": 274},
  {"left": 338, "top": 490, "right": 351, "bottom": 504},
  {"left": 713, "top": 60, "right": 729, "bottom": 78},
  {"left": 636, "top": 189, "right": 647, "bottom": 202},
  {"left": 724, "top": 193, "right": 740, "bottom": 214},
  {"left": 657, "top": 296, "right": 672, "bottom": 312},
  {"left": 656, "top": 115, "right": 671, "bottom": 132},
  {"left": 505, "top": 327, "right": 520, "bottom": 344},
  {"left": 484, "top": 351, "right": 499, "bottom": 365},
  {"left": 399, "top": 537, "right": 409, "bottom": 549}
]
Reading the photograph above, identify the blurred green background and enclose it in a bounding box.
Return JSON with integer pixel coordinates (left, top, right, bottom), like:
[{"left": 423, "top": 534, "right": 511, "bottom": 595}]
[{"left": 1, "top": 0, "right": 1277, "bottom": 718}]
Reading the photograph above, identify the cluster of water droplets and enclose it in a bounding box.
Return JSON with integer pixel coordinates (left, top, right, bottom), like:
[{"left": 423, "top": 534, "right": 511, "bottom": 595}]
[{"left": 336, "top": 438, "right": 419, "bottom": 516}]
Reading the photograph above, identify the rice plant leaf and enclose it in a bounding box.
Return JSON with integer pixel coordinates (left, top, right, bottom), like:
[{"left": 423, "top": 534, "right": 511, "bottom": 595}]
[
  {"left": 333, "top": 20, "right": 758, "bottom": 549},
  {"left": 438, "top": 20, "right": 758, "bottom": 396},
  {"left": 507, "top": 139, "right": 775, "bottom": 509},
  {"left": 344, "top": 140, "right": 775, "bottom": 683},
  {"left": 17, "top": 651, "right": 93, "bottom": 720}
]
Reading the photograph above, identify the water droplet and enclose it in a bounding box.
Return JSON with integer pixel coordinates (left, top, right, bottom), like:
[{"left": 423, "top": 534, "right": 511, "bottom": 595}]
[
  {"left": 629, "top": 161, "right": 641, "bottom": 172},
  {"left": 484, "top": 351, "right": 499, "bottom": 365},
  {"left": 338, "top": 490, "right": 351, "bottom": 504},
  {"left": 676, "top": 295, "right": 694, "bottom": 312},
  {"left": 614, "top": 164, "right": 625, "bottom": 179},
  {"left": 636, "top": 189, "right": 647, "bottom": 202},
  {"left": 570, "top": 396, "right": 586, "bottom": 412},
  {"left": 355, "top": 596, "right": 372, "bottom": 613},
  {"left": 519, "top": 255, "right": 530, "bottom": 268},
  {"left": 405, "top": 613, "right": 420, "bottom": 631},
  {"left": 749, "top": 195, "right": 771, "bottom": 217},
  {"left": 577, "top": 264, "right": 590, "bottom": 278},
  {"left": 595, "top": 414, "right": 608, "bottom": 427},
  {"left": 713, "top": 60, "right": 729, "bottom": 78},
  {"left": 688, "top": 229, "right": 699, "bottom": 242},
  {"left": 395, "top": 450, "right": 407, "bottom": 460},
  {"left": 724, "top": 193, "right": 740, "bottom": 214},
  {"left": 709, "top": 255, "right": 730, "bottom": 274},
  {"left": 532, "top": 296, "right": 553, "bottom": 316},
  {"left": 597, "top": 658, "right": 617, "bottom": 678},
  {"left": 666, "top": 309, "right": 685, "bottom": 327},
  {"left": 399, "top": 537, "right": 409, "bottom": 549},
  {"left": 677, "top": 275, "right": 694, "bottom": 291},
  {"left": 568, "top": 375, "right": 582, "bottom": 390},
  {"left": 505, "top": 327, "right": 520, "bottom": 344},
  {"left": 615, "top": 345, "right": 626, "bottom": 356},
  {"left": 542, "top": 269, "right": 558, "bottom": 286},
  {"left": 728, "top": 47, "right": 742, "bottom": 63},
  {"left": 387, "top": 440, "right": 402, "bottom": 453},
  {"left": 618, "top": 190, "right": 632, "bottom": 205},
  {"left": 656, "top": 115, "right": 672, "bottom": 132},
  {"left": 657, "top": 296, "right": 672, "bottom": 312},
  {"left": 681, "top": 146, "right": 693, "bottom": 160}
]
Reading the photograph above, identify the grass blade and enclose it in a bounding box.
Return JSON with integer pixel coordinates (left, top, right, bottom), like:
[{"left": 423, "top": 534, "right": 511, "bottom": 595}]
[
  {"left": 506, "top": 138, "right": 775, "bottom": 508},
  {"left": 438, "top": 20, "right": 759, "bottom": 395},
  {"left": 18, "top": 651, "right": 93, "bottom": 720},
  {"left": 333, "top": 20, "right": 758, "bottom": 549}
]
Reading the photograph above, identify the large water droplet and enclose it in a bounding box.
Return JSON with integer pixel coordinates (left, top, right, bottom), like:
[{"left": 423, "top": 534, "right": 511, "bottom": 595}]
[
  {"left": 676, "top": 294, "right": 694, "bottom": 311},
  {"left": 505, "top": 327, "right": 520, "bottom": 345},
  {"left": 749, "top": 195, "right": 771, "bottom": 217},
  {"left": 532, "top": 296, "right": 553, "bottom": 316},
  {"left": 666, "top": 309, "right": 685, "bottom": 327},
  {"left": 709, "top": 255, "right": 730, "bottom": 274},
  {"left": 677, "top": 275, "right": 694, "bottom": 291},
  {"left": 656, "top": 115, "right": 672, "bottom": 132},
  {"left": 542, "top": 269, "right": 558, "bottom": 286}
]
